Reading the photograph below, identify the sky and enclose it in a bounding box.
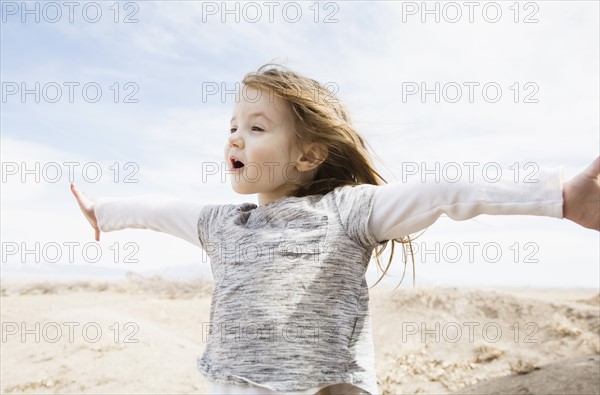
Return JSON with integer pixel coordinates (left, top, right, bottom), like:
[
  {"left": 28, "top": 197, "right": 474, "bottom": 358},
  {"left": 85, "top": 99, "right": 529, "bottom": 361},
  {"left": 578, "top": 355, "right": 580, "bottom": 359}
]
[{"left": 1, "top": 0, "right": 599, "bottom": 288}]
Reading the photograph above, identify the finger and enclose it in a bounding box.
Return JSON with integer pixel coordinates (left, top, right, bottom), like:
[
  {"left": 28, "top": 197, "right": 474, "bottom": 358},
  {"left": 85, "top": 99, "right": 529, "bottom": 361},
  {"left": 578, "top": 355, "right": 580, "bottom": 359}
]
[
  {"left": 71, "top": 183, "right": 92, "bottom": 209},
  {"left": 95, "top": 227, "right": 100, "bottom": 242},
  {"left": 70, "top": 183, "right": 85, "bottom": 202}
]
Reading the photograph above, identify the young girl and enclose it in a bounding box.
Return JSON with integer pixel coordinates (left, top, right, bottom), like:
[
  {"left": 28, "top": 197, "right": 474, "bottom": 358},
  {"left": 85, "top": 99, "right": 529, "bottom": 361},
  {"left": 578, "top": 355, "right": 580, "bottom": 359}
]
[{"left": 71, "top": 64, "right": 599, "bottom": 395}]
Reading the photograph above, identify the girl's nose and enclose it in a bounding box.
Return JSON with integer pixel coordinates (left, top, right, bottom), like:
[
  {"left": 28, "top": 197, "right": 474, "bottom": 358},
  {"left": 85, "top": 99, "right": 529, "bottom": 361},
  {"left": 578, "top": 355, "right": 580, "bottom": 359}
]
[{"left": 228, "top": 131, "right": 243, "bottom": 148}]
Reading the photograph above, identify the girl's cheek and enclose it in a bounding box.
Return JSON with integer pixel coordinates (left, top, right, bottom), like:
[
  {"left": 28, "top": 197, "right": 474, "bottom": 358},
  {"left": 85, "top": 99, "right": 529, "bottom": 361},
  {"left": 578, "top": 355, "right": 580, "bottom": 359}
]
[{"left": 251, "top": 147, "right": 272, "bottom": 165}]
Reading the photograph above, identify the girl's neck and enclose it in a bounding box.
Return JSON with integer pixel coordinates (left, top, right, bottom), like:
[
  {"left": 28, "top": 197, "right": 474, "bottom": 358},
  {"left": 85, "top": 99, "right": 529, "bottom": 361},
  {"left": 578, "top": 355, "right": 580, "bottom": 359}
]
[
  {"left": 258, "top": 193, "right": 291, "bottom": 207},
  {"left": 257, "top": 187, "right": 297, "bottom": 206}
]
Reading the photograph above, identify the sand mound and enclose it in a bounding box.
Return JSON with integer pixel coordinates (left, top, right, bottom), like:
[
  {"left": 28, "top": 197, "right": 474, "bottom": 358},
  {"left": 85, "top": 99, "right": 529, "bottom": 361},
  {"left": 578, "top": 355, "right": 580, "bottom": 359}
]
[
  {"left": 578, "top": 293, "right": 600, "bottom": 307},
  {"left": 370, "top": 286, "right": 600, "bottom": 394},
  {"left": 452, "top": 355, "right": 600, "bottom": 395}
]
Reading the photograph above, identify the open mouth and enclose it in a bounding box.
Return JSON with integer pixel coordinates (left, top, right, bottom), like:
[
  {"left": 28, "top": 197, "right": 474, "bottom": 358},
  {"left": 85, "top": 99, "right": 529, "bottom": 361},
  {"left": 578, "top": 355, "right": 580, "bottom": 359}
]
[{"left": 230, "top": 157, "right": 245, "bottom": 170}]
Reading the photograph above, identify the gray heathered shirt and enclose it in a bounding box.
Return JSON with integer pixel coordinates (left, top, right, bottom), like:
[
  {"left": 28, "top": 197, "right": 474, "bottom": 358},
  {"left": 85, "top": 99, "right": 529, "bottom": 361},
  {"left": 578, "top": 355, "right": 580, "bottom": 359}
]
[{"left": 196, "top": 184, "right": 384, "bottom": 393}]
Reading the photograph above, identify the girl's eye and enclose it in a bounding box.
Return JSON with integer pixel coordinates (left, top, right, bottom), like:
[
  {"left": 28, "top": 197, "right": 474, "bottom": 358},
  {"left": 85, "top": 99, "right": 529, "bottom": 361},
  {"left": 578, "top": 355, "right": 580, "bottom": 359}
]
[{"left": 229, "top": 126, "right": 264, "bottom": 133}]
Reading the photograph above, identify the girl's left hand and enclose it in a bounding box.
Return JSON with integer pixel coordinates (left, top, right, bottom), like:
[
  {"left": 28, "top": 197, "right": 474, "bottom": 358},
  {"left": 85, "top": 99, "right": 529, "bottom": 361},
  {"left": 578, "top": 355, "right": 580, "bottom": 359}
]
[{"left": 563, "top": 156, "right": 600, "bottom": 231}]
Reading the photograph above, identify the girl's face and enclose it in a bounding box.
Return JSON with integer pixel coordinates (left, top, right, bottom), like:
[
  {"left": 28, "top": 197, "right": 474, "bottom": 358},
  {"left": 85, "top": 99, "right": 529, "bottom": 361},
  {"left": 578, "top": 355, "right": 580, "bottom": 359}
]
[{"left": 224, "top": 86, "right": 305, "bottom": 206}]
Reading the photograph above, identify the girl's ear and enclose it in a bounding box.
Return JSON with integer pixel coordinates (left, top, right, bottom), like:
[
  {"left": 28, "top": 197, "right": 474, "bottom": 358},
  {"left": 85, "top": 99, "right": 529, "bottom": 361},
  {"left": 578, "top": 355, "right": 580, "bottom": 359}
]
[{"left": 296, "top": 143, "right": 328, "bottom": 172}]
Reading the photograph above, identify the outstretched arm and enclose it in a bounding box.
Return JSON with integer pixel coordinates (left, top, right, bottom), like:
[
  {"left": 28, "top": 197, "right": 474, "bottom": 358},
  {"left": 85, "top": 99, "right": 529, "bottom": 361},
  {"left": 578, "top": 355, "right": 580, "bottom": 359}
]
[
  {"left": 369, "top": 158, "right": 599, "bottom": 243},
  {"left": 70, "top": 183, "right": 205, "bottom": 247}
]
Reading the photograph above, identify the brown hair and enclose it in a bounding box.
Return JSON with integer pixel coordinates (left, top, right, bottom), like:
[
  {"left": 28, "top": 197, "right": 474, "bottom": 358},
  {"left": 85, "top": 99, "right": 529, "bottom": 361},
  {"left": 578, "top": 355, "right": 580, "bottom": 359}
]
[{"left": 242, "top": 63, "right": 416, "bottom": 289}]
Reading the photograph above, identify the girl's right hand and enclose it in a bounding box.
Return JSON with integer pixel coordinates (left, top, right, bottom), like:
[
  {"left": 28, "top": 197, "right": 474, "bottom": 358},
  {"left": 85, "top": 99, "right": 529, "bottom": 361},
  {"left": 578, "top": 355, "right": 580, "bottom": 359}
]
[{"left": 70, "top": 183, "right": 101, "bottom": 241}]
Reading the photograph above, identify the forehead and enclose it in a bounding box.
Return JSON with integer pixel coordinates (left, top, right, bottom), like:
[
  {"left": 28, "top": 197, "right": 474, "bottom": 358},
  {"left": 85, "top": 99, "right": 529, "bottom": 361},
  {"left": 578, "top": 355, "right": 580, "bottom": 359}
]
[{"left": 231, "top": 86, "right": 291, "bottom": 125}]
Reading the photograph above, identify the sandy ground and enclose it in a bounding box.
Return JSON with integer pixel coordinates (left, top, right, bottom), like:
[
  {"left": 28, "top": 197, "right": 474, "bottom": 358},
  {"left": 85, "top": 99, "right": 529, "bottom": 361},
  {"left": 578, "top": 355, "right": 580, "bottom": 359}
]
[{"left": 1, "top": 275, "right": 598, "bottom": 394}]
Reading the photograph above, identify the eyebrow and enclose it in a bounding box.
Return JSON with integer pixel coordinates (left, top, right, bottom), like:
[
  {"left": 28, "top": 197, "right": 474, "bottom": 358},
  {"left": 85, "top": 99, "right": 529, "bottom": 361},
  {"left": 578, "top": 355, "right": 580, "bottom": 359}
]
[{"left": 230, "top": 111, "right": 273, "bottom": 125}]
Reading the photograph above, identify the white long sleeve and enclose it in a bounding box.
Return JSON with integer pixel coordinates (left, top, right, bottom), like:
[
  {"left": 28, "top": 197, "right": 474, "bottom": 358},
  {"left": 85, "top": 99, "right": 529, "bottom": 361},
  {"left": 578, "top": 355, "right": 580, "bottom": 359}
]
[
  {"left": 94, "top": 195, "right": 205, "bottom": 248},
  {"left": 369, "top": 167, "right": 565, "bottom": 243}
]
